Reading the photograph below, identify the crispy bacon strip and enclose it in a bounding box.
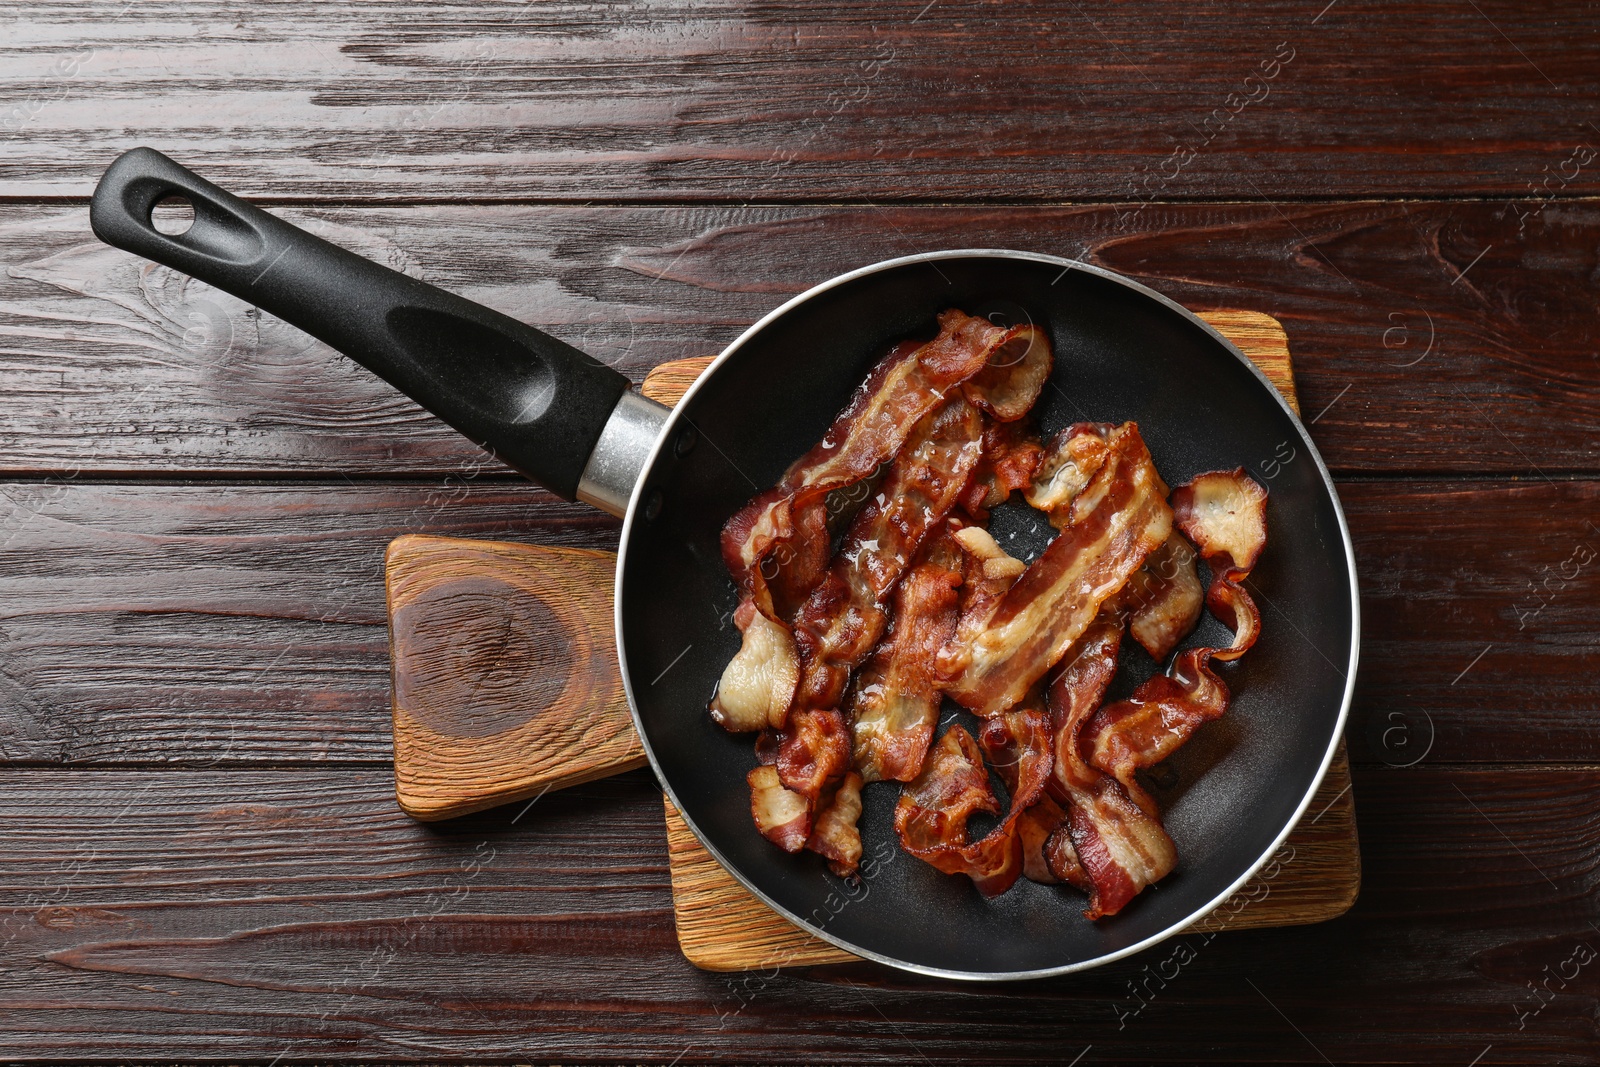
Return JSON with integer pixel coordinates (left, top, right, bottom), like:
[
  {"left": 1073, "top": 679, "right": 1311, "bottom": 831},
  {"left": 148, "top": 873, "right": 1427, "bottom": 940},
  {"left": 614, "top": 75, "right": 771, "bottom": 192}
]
[
  {"left": 1045, "top": 617, "right": 1178, "bottom": 918},
  {"left": 939, "top": 422, "right": 1173, "bottom": 716},
  {"left": 722, "top": 310, "right": 1024, "bottom": 617},
  {"left": 748, "top": 765, "right": 810, "bottom": 852},
  {"left": 712, "top": 311, "right": 1023, "bottom": 735},
  {"left": 1172, "top": 468, "right": 1268, "bottom": 662},
  {"left": 961, "top": 324, "right": 1053, "bottom": 421},
  {"left": 1085, "top": 469, "right": 1269, "bottom": 813},
  {"left": 894, "top": 726, "right": 999, "bottom": 864},
  {"left": 894, "top": 705, "right": 1052, "bottom": 897},
  {"left": 806, "top": 771, "right": 865, "bottom": 876},
  {"left": 792, "top": 398, "right": 984, "bottom": 714},
  {"left": 848, "top": 559, "right": 962, "bottom": 783},
  {"left": 774, "top": 707, "right": 852, "bottom": 802},
  {"left": 1023, "top": 422, "right": 1113, "bottom": 524},
  {"left": 1121, "top": 532, "right": 1204, "bottom": 661},
  {"left": 1016, "top": 795, "right": 1076, "bottom": 885},
  {"left": 1041, "top": 811, "right": 1090, "bottom": 889}
]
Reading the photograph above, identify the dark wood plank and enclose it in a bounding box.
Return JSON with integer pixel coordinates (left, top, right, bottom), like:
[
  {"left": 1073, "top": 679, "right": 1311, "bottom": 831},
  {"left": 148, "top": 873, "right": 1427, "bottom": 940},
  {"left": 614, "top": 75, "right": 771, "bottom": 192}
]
[
  {"left": 0, "top": 481, "right": 610, "bottom": 764},
  {"left": 3, "top": 200, "right": 1596, "bottom": 477},
  {"left": 7, "top": 1, "right": 1597, "bottom": 201},
  {"left": 0, "top": 763, "right": 1595, "bottom": 1062},
  {"left": 0, "top": 478, "right": 1595, "bottom": 767}
]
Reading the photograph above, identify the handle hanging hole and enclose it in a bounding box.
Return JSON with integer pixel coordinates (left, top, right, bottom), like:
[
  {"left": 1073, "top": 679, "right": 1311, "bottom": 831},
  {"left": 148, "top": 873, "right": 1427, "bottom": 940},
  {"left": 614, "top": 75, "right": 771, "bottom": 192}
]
[{"left": 150, "top": 194, "right": 195, "bottom": 236}]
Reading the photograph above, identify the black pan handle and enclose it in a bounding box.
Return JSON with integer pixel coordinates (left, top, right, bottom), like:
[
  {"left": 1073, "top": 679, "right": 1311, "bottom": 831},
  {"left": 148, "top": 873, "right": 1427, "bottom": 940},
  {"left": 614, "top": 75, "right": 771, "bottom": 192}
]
[{"left": 89, "top": 147, "right": 630, "bottom": 501}]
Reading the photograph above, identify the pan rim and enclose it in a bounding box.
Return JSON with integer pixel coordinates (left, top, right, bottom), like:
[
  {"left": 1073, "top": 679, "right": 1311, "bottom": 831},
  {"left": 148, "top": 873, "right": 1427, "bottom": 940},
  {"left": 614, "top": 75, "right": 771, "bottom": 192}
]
[{"left": 614, "top": 248, "right": 1361, "bottom": 981}]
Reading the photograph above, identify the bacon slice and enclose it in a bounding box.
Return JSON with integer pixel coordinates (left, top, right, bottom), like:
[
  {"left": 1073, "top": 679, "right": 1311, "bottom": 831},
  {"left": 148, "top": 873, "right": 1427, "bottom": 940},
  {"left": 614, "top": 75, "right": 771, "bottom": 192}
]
[
  {"left": 894, "top": 725, "right": 999, "bottom": 860},
  {"left": 712, "top": 311, "right": 1025, "bottom": 735},
  {"left": 1016, "top": 794, "right": 1075, "bottom": 885},
  {"left": 1085, "top": 469, "right": 1269, "bottom": 813},
  {"left": 791, "top": 397, "right": 983, "bottom": 714},
  {"left": 774, "top": 707, "right": 852, "bottom": 802},
  {"left": 1023, "top": 422, "right": 1113, "bottom": 524},
  {"left": 806, "top": 771, "right": 865, "bottom": 876},
  {"left": 722, "top": 310, "right": 1024, "bottom": 618},
  {"left": 1045, "top": 617, "right": 1178, "bottom": 918},
  {"left": 748, "top": 764, "right": 810, "bottom": 852},
  {"left": 1042, "top": 812, "right": 1091, "bottom": 888},
  {"left": 1172, "top": 468, "right": 1268, "bottom": 662},
  {"left": 939, "top": 422, "right": 1173, "bottom": 716},
  {"left": 848, "top": 559, "right": 962, "bottom": 783},
  {"left": 961, "top": 324, "right": 1053, "bottom": 421},
  {"left": 958, "top": 417, "right": 1046, "bottom": 521},
  {"left": 1121, "top": 532, "right": 1204, "bottom": 661},
  {"left": 894, "top": 706, "right": 1052, "bottom": 898}
]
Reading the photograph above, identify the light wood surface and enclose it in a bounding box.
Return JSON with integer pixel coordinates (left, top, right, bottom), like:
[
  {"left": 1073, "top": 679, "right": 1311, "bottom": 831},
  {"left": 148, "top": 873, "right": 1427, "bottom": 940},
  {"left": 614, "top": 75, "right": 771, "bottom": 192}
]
[
  {"left": 386, "top": 534, "right": 644, "bottom": 820},
  {"left": 387, "top": 307, "right": 1355, "bottom": 968}
]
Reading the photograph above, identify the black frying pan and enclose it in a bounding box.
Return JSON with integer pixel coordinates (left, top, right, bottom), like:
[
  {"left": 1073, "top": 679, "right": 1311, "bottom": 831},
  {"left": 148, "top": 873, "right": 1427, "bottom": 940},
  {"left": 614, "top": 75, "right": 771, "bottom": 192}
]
[{"left": 90, "top": 148, "right": 1359, "bottom": 981}]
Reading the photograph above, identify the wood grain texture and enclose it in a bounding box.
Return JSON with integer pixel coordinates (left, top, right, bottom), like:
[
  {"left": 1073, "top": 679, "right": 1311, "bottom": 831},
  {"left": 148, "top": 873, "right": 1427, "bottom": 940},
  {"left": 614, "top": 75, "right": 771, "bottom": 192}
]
[
  {"left": 3, "top": 200, "right": 1599, "bottom": 477},
  {"left": 0, "top": 763, "right": 1592, "bottom": 1062},
  {"left": 667, "top": 745, "right": 1357, "bottom": 971},
  {"left": 3, "top": 477, "right": 1598, "bottom": 767},
  {"left": 7, "top": 1, "right": 1597, "bottom": 201},
  {"left": 387, "top": 534, "right": 643, "bottom": 821},
  {"left": 0, "top": 0, "right": 1591, "bottom": 1057}
]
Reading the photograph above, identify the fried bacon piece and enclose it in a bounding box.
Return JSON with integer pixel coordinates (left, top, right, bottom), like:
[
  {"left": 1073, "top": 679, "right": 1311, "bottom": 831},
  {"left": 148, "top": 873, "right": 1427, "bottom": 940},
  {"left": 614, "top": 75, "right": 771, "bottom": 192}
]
[
  {"left": 1045, "top": 617, "right": 1179, "bottom": 918},
  {"left": 950, "top": 525, "right": 1027, "bottom": 616},
  {"left": 849, "top": 558, "right": 962, "bottom": 783},
  {"left": 1172, "top": 468, "right": 1269, "bottom": 662},
  {"left": 807, "top": 771, "right": 865, "bottom": 876},
  {"left": 961, "top": 323, "right": 1053, "bottom": 421},
  {"left": 958, "top": 417, "right": 1046, "bottom": 520},
  {"left": 774, "top": 707, "right": 852, "bottom": 802},
  {"left": 939, "top": 422, "right": 1173, "bottom": 716},
  {"left": 792, "top": 398, "right": 984, "bottom": 713},
  {"left": 1023, "top": 422, "right": 1113, "bottom": 524},
  {"left": 1121, "top": 532, "right": 1204, "bottom": 661},
  {"left": 710, "top": 600, "right": 800, "bottom": 732},
  {"left": 894, "top": 704, "right": 1052, "bottom": 897},
  {"left": 1016, "top": 795, "right": 1076, "bottom": 885},
  {"left": 1085, "top": 469, "right": 1269, "bottom": 814},
  {"left": 748, "top": 765, "right": 810, "bottom": 852},
  {"left": 722, "top": 310, "right": 1027, "bottom": 618},
  {"left": 981, "top": 704, "right": 1069, "bottom": 888}
]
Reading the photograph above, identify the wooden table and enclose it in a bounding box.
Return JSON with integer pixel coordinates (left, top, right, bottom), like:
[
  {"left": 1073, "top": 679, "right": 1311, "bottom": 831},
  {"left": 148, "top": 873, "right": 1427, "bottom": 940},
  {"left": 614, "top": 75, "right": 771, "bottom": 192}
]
[{"left": 2, "top": 2, "right": 1597, "bottom": 1062}]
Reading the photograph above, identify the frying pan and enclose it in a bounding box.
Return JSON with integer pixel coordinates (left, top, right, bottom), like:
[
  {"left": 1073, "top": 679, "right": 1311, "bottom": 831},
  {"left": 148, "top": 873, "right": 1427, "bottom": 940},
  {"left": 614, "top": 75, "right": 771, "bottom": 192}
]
[{"left": 90, "top": 147, "right": 1359, "bottom": 981}]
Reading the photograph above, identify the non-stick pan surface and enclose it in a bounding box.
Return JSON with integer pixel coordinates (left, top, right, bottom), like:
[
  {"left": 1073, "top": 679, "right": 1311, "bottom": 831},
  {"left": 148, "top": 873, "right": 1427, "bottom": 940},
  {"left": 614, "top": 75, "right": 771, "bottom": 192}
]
[{"left": 619, "top": 251, "right": 1358, "bottom": 980}]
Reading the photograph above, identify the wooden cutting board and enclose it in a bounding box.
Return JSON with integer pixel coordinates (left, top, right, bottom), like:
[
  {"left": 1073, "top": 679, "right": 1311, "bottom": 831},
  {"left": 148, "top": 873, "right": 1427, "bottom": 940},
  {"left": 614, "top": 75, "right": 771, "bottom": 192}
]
[{"left": 386, "top": 309, "right": 1361, "bottom": 971}]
